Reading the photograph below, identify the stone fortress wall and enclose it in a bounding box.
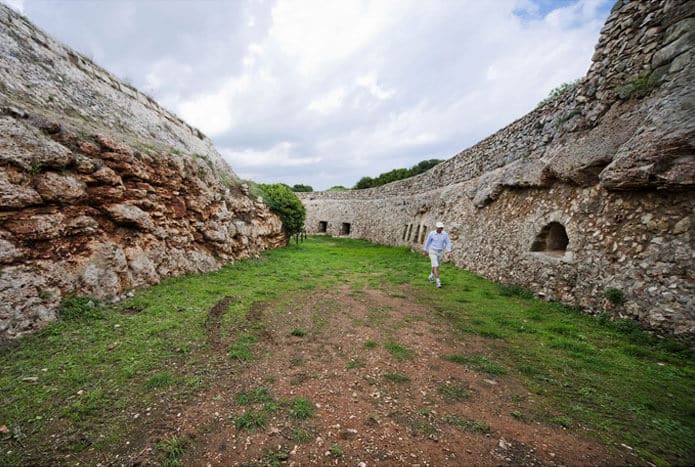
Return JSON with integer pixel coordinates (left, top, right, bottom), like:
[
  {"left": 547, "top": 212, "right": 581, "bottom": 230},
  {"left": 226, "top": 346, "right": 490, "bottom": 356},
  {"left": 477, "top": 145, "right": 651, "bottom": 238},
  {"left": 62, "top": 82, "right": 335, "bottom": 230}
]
[
  {"left": 0, "top": 5, "right": 285, "bottom": 338},
  {"left": 300, "top": 0, "right": 695, "bottom": 337}
]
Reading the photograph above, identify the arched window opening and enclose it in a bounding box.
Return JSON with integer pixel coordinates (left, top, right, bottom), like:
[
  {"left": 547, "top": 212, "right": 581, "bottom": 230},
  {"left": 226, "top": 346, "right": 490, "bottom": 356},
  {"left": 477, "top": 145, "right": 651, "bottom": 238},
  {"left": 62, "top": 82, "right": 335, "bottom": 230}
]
[{"left": 531, "top": 222, "right": 569, "bottom": 255}]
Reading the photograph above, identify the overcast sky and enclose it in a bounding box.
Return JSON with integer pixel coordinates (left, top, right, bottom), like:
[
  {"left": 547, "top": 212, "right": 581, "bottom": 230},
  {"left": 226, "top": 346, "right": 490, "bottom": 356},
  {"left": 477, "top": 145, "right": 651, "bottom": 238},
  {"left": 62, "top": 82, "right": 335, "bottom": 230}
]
[{"left": 4, "top": 0, "right": 612, "bottom": 190}]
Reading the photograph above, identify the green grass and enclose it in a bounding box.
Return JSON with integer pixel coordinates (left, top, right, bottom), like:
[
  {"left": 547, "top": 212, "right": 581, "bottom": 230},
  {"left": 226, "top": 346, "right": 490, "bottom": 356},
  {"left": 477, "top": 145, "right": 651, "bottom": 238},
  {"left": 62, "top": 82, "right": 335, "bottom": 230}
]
[
  {"left": 234, "top": 410, "right": 267, "bottom": 431},
  {"left": 442, "top": 414, "right": 490, "bottom": 433},
  {"left": 228, "top": 333, "right": 258, "bottom": 360},
  {"left": 157, "top": 436, "right": 187, "bottom": 467},
  {"left": 235, "top": 387, "right": 273, "bottom": 405},
  {"left": 58, "top": 295, "right": 103, "bottom": 320},
  {"left": 383, "top": 372, "right": 410, "bottom": 383},
  {"left": 290, "top": 328, "right": 307, "bottom": 337},
  {"left": 437, "top": 382, "right": 472, "bottom": 402},
  {"left": 364, "top": 339, "right": 378, "bottom": 349},
  {"left": 385, "top": 341, "right": 415, "bottom": 361},
  {"left": 445, "top": 354, "right": 507, "bottom": 375},
  {"left": 288, "top": 397, "right": 314, "bottom": 420},
  {"left": 0, "top": 236, "right": 692, "bottom": 466},
  {"left": 329, "top": 443, "right": 343, "bottom": 457},
  {"left": 346, "top": 357, "right": 366, "bottom": 369},
  {"left": 144, "top": 371, "right": 177, "bottom": 389}
]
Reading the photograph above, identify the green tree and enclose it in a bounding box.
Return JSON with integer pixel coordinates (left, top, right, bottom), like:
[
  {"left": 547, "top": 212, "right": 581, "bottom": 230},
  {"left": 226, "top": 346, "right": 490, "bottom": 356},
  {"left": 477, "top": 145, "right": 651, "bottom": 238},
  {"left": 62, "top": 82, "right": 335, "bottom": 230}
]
[
  {"left": 410, "top": 159, "right": 443, "bottom": 175},
  {"left": 354, "top": 176, "right": 374, "bottom": 190},
  {"left": 374, "top": 168, "right": 410, "bottom": 186},
  {"left": 327, "top": 185, "right": 348, "bottom": 191},
  {"left": 291, "top": 184, "right": 313, "bottom": 192},
  {"left": 259, "top": 183, "right": 306, "bottom": 244},
  {"left": 352, "top": 159, "right": 445, "bottom": 189}
]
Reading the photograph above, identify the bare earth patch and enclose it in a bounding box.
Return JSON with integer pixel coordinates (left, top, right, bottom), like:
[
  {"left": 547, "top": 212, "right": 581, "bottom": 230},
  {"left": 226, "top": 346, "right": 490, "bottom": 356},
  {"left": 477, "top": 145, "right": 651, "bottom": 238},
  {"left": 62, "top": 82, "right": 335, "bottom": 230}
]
[{"left": 144, "top": 284, "right": 626, "bottom": 466}]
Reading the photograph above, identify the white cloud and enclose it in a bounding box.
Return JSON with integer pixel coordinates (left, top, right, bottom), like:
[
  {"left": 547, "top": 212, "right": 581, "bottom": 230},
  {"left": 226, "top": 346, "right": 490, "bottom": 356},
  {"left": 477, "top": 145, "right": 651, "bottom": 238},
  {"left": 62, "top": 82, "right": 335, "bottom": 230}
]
[
  {"left": 307, "top": 87, "right": 346, "bottom": 115},
  {"left": 178, "top": 75, "right": 253, "bottom": 136},
  {"left": 268, "top": 0, "right": 405, "bottom": 77},
  {"left": 222, "top": 142, "right": 321, "bottom": 169},
  {"left": 356, "top": 73, "right": 395, "bottom": 101}
]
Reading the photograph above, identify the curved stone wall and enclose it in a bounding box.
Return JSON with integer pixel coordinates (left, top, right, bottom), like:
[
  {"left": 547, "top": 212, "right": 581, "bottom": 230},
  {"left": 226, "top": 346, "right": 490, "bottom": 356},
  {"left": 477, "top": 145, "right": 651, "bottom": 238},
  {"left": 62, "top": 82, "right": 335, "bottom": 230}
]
[{"left": 300, "top": 0, "right": 695, "bottom": 337}]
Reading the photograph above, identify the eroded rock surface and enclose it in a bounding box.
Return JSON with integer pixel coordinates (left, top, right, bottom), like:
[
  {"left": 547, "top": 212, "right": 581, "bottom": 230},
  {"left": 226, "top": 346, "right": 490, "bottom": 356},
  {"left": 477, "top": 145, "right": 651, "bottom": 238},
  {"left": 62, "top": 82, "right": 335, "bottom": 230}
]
[{"left": 0, "top": 5, "right": 285, "bottom": 338}]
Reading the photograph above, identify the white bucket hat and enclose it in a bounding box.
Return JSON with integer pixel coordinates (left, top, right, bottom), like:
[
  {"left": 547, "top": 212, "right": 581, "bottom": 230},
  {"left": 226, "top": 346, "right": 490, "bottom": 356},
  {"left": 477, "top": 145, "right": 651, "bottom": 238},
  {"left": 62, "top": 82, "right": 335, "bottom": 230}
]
[{"left": 436, "top": 222, "right": 444, "bottom": 228}]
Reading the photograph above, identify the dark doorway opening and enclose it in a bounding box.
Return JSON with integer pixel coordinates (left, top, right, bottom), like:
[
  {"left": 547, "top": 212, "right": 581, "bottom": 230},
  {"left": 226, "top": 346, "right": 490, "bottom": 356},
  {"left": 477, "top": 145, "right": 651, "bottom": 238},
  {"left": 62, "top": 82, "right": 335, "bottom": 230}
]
[
  {"left": 531, "top": 222, "right": 569, "bottom": 255},
  {"left": 318, "top": 221, "right": 327, "bottom": 233},
  {"left": 341, "top": 223, "right": 351, "bottom": 235}
]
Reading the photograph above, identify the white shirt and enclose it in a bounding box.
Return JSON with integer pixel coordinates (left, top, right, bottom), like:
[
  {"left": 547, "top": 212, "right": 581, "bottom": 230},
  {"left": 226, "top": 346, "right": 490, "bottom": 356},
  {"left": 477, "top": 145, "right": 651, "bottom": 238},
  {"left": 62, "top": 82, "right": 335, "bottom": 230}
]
[{"left": 423, "top": 230, "right": 451, "bottom": 252}]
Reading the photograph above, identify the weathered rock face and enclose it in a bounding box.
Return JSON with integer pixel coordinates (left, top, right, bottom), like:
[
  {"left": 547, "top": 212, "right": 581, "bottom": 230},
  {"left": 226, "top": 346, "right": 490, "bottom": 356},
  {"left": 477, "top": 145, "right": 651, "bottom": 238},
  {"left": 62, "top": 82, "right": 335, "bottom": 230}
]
[
  {"left": 300, "top": 0, "right": 695, "bottom": 338},
  {"left": 0, "top": 5, "right": 285, "bottom": 338}
]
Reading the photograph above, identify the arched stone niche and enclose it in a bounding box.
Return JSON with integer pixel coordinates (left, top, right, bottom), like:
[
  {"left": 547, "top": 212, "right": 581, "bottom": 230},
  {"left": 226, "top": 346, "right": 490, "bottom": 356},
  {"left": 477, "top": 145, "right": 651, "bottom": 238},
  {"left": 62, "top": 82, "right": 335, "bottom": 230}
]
[
  {"left": 528, "top": 210, "right": 574, "bottom": 262},
  {"left": 531, "top": 222, "right": 569, "bottom": 255}
]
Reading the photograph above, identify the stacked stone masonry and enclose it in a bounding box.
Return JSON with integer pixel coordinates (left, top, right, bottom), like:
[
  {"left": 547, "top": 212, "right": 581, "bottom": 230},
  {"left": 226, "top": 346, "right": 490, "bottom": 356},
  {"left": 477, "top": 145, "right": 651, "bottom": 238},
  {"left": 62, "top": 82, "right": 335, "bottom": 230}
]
[
  {"left": 0, "top": 5, "right": 285, "bottom": 338},
  {"left": 300, "top": 0, "right": 694, "bottom": 338}
]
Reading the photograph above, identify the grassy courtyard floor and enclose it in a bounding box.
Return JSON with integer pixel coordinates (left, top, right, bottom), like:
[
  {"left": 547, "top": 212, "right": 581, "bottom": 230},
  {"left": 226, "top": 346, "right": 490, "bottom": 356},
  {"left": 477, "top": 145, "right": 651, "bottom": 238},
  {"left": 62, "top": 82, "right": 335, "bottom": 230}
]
[{"left": 1, "top": 236, "right": 692, "bottom": 465}]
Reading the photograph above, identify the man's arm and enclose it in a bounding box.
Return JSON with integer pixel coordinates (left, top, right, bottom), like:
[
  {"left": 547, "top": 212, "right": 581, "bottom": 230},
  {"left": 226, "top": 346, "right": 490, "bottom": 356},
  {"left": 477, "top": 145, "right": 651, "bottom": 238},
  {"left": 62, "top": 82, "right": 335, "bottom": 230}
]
[{"left": 423, "top": 232, "right": 432, "bottom": 252}]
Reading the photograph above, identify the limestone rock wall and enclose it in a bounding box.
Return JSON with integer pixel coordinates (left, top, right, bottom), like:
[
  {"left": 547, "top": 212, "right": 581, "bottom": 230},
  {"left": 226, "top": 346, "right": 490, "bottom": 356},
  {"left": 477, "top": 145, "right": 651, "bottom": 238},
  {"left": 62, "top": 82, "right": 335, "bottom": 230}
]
[
  {"left": 300, "top": 0, "right": 695, "bottom": 338},
  {"left": 0, "top": 5, "right": 285, "bottom": 338}
]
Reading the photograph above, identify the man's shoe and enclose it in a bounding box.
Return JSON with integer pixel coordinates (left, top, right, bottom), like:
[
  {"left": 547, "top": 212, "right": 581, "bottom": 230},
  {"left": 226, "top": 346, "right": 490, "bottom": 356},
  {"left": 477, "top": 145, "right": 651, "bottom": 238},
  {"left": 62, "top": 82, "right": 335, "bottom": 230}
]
[
  {"left": 436, "top": 279, "right": 442, "bottom": 288},
  {"left": 428, "top": 273, "right": 434, "bottom": 282}
]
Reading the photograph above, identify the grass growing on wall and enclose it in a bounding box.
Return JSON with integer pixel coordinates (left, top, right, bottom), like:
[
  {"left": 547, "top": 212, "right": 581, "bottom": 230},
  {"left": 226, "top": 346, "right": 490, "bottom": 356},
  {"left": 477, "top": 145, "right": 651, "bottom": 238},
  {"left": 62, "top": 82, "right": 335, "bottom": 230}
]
[{"left": 0, "top": 236, "right": 692, "bottom": 465}]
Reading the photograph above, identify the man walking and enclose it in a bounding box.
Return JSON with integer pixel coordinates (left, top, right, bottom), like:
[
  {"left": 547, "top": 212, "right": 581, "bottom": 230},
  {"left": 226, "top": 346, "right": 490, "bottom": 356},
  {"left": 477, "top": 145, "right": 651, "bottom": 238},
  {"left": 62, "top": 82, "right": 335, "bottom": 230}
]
[{"left": 422, "top": 222, "right": 452, "bottom": 288}]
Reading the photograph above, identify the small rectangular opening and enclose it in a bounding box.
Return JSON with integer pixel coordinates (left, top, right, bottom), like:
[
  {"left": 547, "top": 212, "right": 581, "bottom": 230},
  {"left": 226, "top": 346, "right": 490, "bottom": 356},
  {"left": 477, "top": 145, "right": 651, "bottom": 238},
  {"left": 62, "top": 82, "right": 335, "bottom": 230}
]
[
  {"left": 413, "top": 225, "right": 420, "bottom": 243},
  {"left": 341, "top": 222, "right": 351, "bottom": 235},
  {"left": 407, "top": 224, "right": 413, "bottom": 241},
  {"left": 318, "top": 221, "right": 327, "bottom": 233},
  {"left": 402, "top": 224, "right": 408, "bottom": 241},
  {"left": 420, "top": 225, "right": 427, "bottom": 243}
]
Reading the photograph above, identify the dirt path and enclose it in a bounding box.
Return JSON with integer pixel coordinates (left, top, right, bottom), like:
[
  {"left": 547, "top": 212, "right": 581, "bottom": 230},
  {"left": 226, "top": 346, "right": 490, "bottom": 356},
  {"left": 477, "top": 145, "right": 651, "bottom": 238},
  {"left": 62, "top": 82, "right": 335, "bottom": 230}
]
[{"left": 146, "top": 284, "right": 626, "bottom": 466}]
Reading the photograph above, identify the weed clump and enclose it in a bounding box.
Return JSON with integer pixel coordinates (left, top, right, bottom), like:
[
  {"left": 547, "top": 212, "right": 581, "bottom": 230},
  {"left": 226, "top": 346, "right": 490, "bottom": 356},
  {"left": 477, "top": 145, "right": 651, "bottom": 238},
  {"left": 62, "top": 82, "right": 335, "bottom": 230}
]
[
  {"left": 157, "top": 436, "right": 187, "bottom": 466},
  {"left": 437, "top": 382, "right": 471, "bottom": 402},
  {"left": 383, "top": 372, "right": 410, "bottom": 383},
  {"left": 537, "top": 79, "right": 581, "bottom": 107},
  {"left": 445, "top": 354, "right": 507, "bottom": 375},
  {"left": 228, "top": 333, "right": 258, "bottom": 361},
  {"left": 443, "top": 414, "right": 490, "bottom": 433},
  {"left": 234, "top": 410, "right": 267, "bottom": 431},
  {"left": 290, "top": 328, "right": 307, "bottom": 337},
  {"left": 497, "top": 283, "right": 535, "bottom": 299},
  {"left": 617, "top": 71, "right": 658, "bottom": 99},
  {"left": 605, "top": 287, "right": 625, "bottom": 305},
  {"left": 59, "top": 296, "right": 103, "bottom": 321},
  {"left": 144, "top": 372, "right": 176, "bottom": 389},
  {"left": 385, "top": 341, "right": 415, "bottom": 361},
  {"left": 235, "top": 387, "right": 273, "bottom": 405},
  {"left": 289, "top": 397, "right": 314, "bottom": 419}
]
